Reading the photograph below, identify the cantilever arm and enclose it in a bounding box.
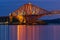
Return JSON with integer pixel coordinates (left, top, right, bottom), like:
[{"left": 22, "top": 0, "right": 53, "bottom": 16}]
[{"left": 35, "top": 12, "right": 60, "bottom": 19}]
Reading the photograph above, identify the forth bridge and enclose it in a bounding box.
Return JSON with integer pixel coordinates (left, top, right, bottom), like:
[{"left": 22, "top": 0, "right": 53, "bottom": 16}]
[{"left": 0, "top": 3, "right": 60, "bottom": 25}]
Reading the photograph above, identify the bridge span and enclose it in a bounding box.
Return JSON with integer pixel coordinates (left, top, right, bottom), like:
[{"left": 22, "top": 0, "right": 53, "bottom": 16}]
[{"left": 8, "top": 3, "right": 60, "bottom": 24}]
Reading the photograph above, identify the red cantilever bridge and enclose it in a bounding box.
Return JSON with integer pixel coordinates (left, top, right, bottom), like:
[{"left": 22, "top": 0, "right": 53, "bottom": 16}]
[{"left": 9, "top": 3, "right": 60, "bottom": 24}]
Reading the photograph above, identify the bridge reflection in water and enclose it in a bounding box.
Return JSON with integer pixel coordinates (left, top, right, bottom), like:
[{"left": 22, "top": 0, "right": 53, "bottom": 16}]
[{"left": 0, "top": 25, "right": 60, "bottom": 40}]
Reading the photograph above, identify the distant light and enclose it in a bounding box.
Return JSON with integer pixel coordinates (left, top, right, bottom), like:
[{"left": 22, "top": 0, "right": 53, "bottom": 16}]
[{"left": 9, "top": 13, "right": 11, "bottom": 16}]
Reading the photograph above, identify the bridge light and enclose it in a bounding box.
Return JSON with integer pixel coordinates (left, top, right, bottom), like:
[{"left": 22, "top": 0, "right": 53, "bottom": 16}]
[
  {"left": 32, "top": 11, "right": 35, "bottom": 15},
  {"left": 28, "top": 2, "right": 32, "bottom": 4}
]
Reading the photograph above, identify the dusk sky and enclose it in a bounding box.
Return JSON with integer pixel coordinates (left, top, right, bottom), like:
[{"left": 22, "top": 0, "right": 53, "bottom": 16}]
[{"left": 0, "top": 0, "right": 60, "bottom": 20}]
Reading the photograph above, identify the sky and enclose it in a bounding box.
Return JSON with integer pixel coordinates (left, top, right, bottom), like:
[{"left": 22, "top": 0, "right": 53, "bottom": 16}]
[{"left": 0, "top": 0, "right": 60, "bottom": 20}]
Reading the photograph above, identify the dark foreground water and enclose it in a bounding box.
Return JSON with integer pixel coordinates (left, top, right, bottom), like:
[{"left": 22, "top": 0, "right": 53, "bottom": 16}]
[{"left": 0, "top": 25, "right": 60, "bottom": 40}]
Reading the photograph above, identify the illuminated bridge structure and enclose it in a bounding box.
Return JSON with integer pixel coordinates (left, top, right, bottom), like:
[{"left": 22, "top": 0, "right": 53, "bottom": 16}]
[{"left": 9, "top": 3, "right": 60, "bottom": 24}]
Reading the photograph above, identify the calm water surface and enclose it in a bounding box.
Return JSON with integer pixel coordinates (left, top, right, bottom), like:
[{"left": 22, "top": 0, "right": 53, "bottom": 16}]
[{"left": 0, "top": 25, "right": 60, "bottom": 40}]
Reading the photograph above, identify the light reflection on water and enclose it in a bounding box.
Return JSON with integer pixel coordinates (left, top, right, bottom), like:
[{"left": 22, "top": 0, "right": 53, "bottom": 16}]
[{"left": 0, "top": 25, "right": 60, "bottom": 40}]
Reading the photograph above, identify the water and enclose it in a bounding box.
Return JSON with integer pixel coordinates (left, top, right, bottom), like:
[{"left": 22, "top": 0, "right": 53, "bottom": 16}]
[{"left": 0, "top": 25, "right": 60, "bottom": 40}]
